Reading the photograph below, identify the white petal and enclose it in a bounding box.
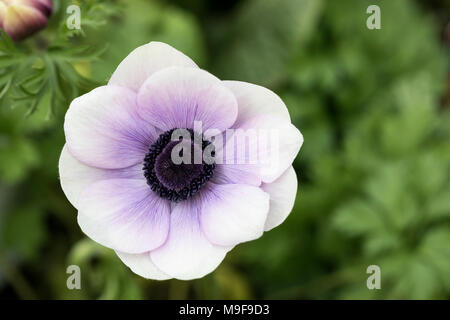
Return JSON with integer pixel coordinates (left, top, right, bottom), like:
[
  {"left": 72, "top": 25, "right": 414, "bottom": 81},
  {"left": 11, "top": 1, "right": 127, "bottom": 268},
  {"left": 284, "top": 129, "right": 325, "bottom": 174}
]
[
  {"left": 59, "top": 145, "right": 143, "bottom": 208},
  {"left": 115, "top": 251, "right": 172, "bottom": 280},
  {"left": 222, "top": 80, "right": 291, "bottom": 128},
  {"left": 200, "top": 183, "right": 270, "bottom": 246},
  {"left": 150, "top": 199, "right": 232, "bottom": 280},
  {"left": 261, "top": 166, "right": 298, "bottom": 231},
  {"left": 108, "top": 42, "right": 198, "bottom": 92},
  {"left": 78, "top": 179, "right": 170, "bottom": 254},
  {"left": 64, "top": 86, "right": 158, "bottom": 169},
  {"left": 236, "top": 114, "right": 303, "bottom": 183}
]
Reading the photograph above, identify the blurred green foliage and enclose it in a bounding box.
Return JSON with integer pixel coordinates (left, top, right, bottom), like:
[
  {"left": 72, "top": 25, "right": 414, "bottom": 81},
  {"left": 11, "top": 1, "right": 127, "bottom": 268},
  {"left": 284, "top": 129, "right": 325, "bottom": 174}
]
[{"left": 0, "top": 0, "right": 449, "bottom": 299}]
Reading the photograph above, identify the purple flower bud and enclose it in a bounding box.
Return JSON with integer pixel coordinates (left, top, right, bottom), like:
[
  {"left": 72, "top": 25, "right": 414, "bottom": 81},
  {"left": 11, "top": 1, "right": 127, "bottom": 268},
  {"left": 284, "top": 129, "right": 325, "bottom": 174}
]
[{"left": 0, "top": 0, "right": 53, "bottom": 41}]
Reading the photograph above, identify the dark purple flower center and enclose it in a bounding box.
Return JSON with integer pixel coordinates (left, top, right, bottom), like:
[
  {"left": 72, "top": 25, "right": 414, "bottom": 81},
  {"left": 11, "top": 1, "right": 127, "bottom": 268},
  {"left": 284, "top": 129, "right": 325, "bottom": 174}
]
[{"left": 143, "top": 129, "right": 215, "bottom": 202}]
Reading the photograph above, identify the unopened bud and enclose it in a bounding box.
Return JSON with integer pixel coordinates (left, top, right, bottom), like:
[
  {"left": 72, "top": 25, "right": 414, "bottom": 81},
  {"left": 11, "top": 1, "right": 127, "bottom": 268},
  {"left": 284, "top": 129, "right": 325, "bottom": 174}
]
[{"left": 0, "top": 0, "right": 53, "bottom": 41}]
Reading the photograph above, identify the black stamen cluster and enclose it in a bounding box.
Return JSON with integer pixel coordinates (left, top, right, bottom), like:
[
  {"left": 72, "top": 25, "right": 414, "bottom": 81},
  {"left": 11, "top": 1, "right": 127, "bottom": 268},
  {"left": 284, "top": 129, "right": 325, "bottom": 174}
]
[{"left": 143, "top": 128, "right": 215, "bottom": 202}]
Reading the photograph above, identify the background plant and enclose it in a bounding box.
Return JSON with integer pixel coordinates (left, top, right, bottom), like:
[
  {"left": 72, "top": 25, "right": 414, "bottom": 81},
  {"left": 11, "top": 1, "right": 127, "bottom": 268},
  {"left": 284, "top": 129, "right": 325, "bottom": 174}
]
[{"left": 0, "top": 0, "right": 448, "bottom": 299}]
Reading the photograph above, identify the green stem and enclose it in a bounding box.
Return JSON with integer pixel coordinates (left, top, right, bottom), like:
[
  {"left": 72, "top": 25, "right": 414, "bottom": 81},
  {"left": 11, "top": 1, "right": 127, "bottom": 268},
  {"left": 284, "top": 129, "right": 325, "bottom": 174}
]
[{"left": 0, "top": 251, "right": 37, "bottom": 299}]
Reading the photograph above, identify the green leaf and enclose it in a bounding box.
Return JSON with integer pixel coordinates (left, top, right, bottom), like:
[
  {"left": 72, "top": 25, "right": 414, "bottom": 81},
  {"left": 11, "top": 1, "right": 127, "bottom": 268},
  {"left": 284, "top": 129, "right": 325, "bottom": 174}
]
[
  {"left": 212, "top": 0, "right": 323, "bottom": 86},
  {"left": 1, "top": 206, "right": 47, "bottom": 261},
  {"left": 0, "top": 135, "right": 40, "bottom": 183},
  {"left": 0, "top": 30, "right": 18, "bottom": 54},
  {"left": 427, "top": 188, "right": 450, "bottom": 220},
  {"left": 420, "top": 227, "right": 450, "bottom": 290},
  {"left": 333, "top": 200, "right": 384, "bottom": 237}
]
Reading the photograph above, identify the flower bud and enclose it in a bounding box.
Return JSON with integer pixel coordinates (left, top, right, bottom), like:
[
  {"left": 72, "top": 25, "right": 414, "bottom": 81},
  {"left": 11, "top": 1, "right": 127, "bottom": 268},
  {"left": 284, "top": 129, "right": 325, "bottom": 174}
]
[{"left": 0, "top": 0, "right": 52, "bottom": 41}]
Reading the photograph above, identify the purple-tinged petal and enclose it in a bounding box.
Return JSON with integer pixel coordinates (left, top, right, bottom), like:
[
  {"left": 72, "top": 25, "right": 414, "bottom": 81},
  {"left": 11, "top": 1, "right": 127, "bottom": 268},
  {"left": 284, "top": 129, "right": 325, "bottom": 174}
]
[
  {"left": 115, "top": 251, "right": 172, "bottom": 280},
  {"left": 77, "top": 179, "right": 170, "bottom": 254},
  {"left": 137, "top": 66, "right": 238, "bottom": 132},
  {"left": 261, "top": 166, "right": 297, "bottom": 231},
  {"left": 210, "top": 163, "right": 261, "bottom": 186},
  {"left": 108, "top": 42, "right": 198, "bottom": 92},
  {"left": 151, "top": 198, "right": 232, "bottom": 280},
  {"left": 59, "top": 145, "right": 144, "bottom": 209},
  {"left": 222, "top": 80, "right": 291, "bottom": 128},
  {"left": 64, "top": 85, "right": 158, "bottom": 170},
  {"left": 200, "top": 183, "right": 270, "bottom": 246},
  {"left": 210, "top": 133, "right": 262, "bottom": 186}
]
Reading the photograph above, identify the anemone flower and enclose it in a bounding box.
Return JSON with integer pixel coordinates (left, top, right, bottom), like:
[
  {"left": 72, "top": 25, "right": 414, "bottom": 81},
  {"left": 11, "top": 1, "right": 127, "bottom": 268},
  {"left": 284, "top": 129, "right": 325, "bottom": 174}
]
[
  {"left": 59, "top": 42, "right": 303, "bottom": 280},
  {"left": 0, "top": 0, "right": 52, "bottom": 41}
]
